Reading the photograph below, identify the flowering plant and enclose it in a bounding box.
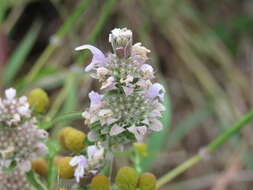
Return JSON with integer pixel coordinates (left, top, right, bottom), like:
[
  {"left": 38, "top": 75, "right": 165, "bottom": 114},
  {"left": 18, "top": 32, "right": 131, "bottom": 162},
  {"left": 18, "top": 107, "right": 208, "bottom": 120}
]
[{"left": 80, "top": 28, "right": 165, "bottom": 146}]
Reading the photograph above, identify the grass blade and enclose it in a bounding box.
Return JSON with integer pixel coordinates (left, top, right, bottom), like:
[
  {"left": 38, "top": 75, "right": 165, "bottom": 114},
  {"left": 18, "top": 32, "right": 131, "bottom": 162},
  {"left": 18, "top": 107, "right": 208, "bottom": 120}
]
[{"left": 4, "top": 21, "right": 41, "bottom": 84}]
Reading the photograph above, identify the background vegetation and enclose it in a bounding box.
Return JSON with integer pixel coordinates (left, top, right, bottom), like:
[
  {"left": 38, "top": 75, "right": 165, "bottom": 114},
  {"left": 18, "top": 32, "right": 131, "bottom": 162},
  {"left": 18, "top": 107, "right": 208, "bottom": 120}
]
[{"left": 1, "top": 0, "right": 253, "bottom": 189}]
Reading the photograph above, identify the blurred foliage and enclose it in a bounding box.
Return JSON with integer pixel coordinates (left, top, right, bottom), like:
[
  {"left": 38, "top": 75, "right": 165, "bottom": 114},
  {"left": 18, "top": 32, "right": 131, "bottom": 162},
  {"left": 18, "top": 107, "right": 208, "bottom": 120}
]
[{"left": 1, "top": 0, "right": 253, "bottom": 189}]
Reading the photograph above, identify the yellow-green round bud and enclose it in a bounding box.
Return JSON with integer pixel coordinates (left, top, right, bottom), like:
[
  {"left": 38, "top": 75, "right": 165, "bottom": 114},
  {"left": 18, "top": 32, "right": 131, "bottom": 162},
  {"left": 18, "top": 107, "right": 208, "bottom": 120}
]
[
  {"left": 133, "top": 143, "right": 148, "bottom": 157},
  {"left": 91, "top": 174, "right": 111, "bottom": 190},
  {"left": 54, "top": 156, "right": 75, "bottom": 179},
  {"left": 56, "top": 188, "right": 68, "bottom": 190},
  {"left": 28, "top": 88, "right": 49, "bottom": 113},
  {"left": 31, "top": 158, "right": 48, "bottom": 176},
  {"left": 59, "top": 127, "right": 86, "bottom": 152},
  {"left": 115, "top": 167, "right": 138, "bottom": 190},
  {"left": 138, "top": 173, "right": 157, "bottom": 190}
]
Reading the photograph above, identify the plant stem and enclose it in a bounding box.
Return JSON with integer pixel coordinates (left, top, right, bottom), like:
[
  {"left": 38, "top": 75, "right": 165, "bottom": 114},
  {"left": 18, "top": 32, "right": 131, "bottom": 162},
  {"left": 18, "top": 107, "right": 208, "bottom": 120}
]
[
  {"left": 40, "top": 112, "right": 82, "bottom": 129},
  {"left": 26, "top": 171, "right": 48, "bottom": 190},
  {"left": 157, "top": 109, "right": 253, "bottom": 189}
]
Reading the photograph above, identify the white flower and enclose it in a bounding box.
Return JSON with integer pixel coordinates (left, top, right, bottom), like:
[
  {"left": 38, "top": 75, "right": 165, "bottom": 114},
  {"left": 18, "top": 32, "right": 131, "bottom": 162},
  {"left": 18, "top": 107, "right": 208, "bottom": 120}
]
[
  {"left": 70, "top": 155, "right": 88, "bottom": 183},
  {"left": 98, "top": 109, "right": 117, "bottom": 125},
  {"left": 120, "top": 75, "right": 134, "bottom": 84},
  {"left": 5, "top": 88, "right": 16, "bottom": 100},
  {"left": 109, "top": 28, "right": 132, "bottom": 43},
  {"left": 87, "top": 131, "right": 99, "bottom": 142},
  {"left": 97, "top": 67, "right": 109, "bottom": 80},
  {"left": 132, "top": 42, "right": 150, "bottom": 57},
  {"left": 87, "top": 144, "right": 104, "bottom": 166}
]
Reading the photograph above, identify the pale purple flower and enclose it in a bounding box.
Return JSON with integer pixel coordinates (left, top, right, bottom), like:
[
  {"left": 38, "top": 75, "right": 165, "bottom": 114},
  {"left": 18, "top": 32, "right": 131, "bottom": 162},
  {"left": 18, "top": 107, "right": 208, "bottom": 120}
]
[
  {"left": 110, "top": 125, "right": 125, "bottom": 136},
  {"left": 70, "top": 155, "right": 88, "bottom": 183},
  {"left": 146, "top": 83, "right": 165, "bottom": 101},
  {"left": 75, "top": 45, "right": 106, "bottom": 72},
  {"left": 89, "top": 91, "right": 103, "bottom": 106},
  {"left": 150, "top": 119, "right": 163, "bottom": 131},
  {"left": 101, "top": 76, "right": 116, "bottom": 90},
  {"left": 127, "top": 126, "right": 147, "bottom": 141},
  {"left": 132, "top": 42, "right": 151, "bottom": 57},
  {"left": 109, "top": 28, "right": 132, "bottom": 43},
  {"left": 140, "top": 64, "right": 154, "bottom": 79},
  {"left": 87, "top": 144, "right": 104, "bottom": 166},
  {"left": 123, "top": 86, "right": 134, "bottom": 96}
]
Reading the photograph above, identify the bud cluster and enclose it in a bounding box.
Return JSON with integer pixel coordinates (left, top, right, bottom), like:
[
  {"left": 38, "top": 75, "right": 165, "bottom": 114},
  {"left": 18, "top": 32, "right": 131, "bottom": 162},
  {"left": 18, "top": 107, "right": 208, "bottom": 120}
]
[{"left": 77, "top": 28, "right": 166, "bottom": 145}]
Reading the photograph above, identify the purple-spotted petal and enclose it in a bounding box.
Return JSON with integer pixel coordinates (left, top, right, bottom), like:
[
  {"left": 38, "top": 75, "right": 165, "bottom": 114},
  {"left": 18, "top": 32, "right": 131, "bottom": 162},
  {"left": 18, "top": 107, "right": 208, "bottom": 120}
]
[
  {"left": 146, "top": 83, "right": 165, "bottom": 101},
  {"left": 75, "top": 44, "right": 106, "bottom": 71}
]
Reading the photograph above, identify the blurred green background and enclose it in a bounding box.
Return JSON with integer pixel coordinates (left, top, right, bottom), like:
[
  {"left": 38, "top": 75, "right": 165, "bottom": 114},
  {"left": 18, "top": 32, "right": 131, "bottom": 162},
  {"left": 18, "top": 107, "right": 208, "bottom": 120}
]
[{"left": 1, "top": 0, "right": 253, "bottom": 189}]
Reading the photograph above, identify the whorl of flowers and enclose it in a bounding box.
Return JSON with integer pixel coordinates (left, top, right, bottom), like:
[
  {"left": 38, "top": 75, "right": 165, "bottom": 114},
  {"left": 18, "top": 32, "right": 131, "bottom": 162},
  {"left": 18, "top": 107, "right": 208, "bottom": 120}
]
[
  {"left": 77, "top": 28, "right": 165, "bottom": 145},
  {"left": 0, "top": 88, "right": 31, "bottom": 127},
  {"left": 0, "top": 167, "right": 34, "bottom": 190},
  {"left": 0, "top": 88, "right": 48, "bottom": 172},
  {"left": 70, "top": 143, "right": 105, "bottom": 183}
]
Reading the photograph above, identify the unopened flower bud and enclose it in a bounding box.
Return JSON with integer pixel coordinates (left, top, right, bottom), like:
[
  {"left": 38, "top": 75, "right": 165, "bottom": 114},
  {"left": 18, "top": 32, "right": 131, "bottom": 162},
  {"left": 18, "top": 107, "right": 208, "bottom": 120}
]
[
  {"left": 109, "top": 28, "right": 132, "bottom": 58},
  {"left": 59, "top": 127, "right": 86, "bottom": 152},
  {"left": 91, "top": 174, "right": 111, "bottom": 190},
  {"left": 28, "top": 88, "right": 49, "bottom": 113},
  {"left": 133, "top": 143, "right": 148, "bottom": 157},
  {"left": 138, "top": 173, "right": 157, "bottom": 190},
  {"left": 31, "top": 158, "right": 48, "bottom": 176},
  {"left": 54, "top": 156, "right": 75, "bottom": 179},
  {"left": 115, "top": 167, "right": 138, "bottom": 190}
]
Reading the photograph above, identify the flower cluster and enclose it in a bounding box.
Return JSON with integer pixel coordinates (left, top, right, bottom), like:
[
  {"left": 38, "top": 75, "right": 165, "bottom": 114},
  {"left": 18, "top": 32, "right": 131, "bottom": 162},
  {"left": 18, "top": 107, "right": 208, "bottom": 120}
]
[
  {"left": 0, "top": 88, "right": 31, "bottom": 127},
  {"left": 0, "top": 167, "right": 34, "bottom": 190},
  {"left": 70, "top": 144, "right": 105, "bottom": 183},
  {"left": 0, "top": 88, "right": 48, "bottom": 172},
  {"left": 78, "top": 28, "right": 165, "bottom": 145}
]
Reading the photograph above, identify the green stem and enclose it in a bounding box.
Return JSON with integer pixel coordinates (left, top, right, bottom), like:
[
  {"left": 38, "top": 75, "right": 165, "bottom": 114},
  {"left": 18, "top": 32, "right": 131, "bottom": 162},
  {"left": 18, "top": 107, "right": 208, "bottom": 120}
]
[
  {"left": 46, "top": 73, "right": 74, "bottom": 119},
  {"left": 157, "top": 109, "right": 253, "bottom": 189},
  {"left": 26, "top": 171, "right": 48, "bottom": 190},
  {"left": 40, "top": 112, "right": 82, "bottom": 129}
]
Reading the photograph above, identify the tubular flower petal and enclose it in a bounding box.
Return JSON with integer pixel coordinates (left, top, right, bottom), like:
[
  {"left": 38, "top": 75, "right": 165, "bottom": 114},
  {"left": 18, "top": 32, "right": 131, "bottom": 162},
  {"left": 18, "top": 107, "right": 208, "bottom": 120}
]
[{"left": 75, "top": 45, "right": 106, "bottom": 72}]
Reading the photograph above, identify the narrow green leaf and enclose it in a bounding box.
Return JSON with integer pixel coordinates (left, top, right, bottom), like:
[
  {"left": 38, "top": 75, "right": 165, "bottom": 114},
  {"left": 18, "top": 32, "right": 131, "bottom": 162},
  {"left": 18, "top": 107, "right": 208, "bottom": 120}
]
[{"left": 4, "top": 21, "right": 41, "bottom": 84}]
